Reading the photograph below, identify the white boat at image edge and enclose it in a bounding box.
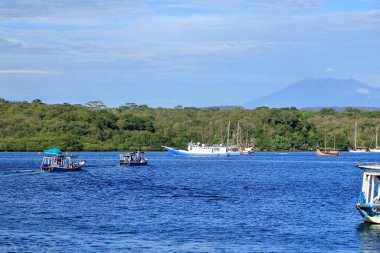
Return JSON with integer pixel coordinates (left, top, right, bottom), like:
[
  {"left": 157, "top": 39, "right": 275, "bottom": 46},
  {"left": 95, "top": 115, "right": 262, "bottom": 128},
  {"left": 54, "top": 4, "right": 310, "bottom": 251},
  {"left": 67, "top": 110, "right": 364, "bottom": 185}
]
[
  {"left": 356, "top": 164, "right": 380, "bottom": 223},
  {"left": 162, "top": 143, "right": 230, "bottom": 157}
]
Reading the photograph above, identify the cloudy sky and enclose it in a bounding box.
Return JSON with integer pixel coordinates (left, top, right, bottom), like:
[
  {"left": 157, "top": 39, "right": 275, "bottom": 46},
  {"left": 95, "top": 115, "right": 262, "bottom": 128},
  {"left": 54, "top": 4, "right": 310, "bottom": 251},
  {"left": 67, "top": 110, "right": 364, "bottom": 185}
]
[{"left": 0, "top": 0, "right": 379, "bottom": 107}]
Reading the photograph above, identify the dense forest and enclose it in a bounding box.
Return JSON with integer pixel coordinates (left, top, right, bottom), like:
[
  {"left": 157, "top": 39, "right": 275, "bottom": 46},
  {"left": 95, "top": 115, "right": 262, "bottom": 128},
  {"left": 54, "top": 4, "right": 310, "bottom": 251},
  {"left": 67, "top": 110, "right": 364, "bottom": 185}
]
[{"left": 0, "top": 98, "right": 380, "bottom": 151}]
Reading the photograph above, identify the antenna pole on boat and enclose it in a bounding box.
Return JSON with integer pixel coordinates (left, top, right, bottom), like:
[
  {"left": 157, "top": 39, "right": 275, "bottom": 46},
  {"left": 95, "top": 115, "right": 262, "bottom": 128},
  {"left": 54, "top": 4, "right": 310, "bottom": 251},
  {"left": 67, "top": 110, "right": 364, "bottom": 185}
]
[
  {"left": 227, "top": 121, "right": 230, "bottom": 147},
  {"left": 334, "top": 135, "right": 336, "bottom": 151},
  {"left": 237, "top": 121, "right": 240, "bottom": 146},
  {"left": 220, "top": 124, "right": 224, "bottom": 145},
  {"left": 355, "top": 122, "right": 358, "bottom": 150}
]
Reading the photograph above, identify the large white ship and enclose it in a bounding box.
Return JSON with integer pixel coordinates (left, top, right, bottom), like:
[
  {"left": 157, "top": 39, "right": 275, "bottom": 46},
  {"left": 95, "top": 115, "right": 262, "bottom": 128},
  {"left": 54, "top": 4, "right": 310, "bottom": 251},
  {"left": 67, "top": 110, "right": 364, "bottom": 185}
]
[{"left": 162, "top": 142, "right": 229, "bottom": 157}]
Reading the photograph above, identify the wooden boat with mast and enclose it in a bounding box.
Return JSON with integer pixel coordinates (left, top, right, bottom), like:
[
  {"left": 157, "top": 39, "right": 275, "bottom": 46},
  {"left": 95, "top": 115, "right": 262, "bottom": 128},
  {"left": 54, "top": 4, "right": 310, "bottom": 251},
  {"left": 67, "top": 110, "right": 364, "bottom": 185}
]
[{"left": 316, "top": 134, "right": 340, "bottom": 156}]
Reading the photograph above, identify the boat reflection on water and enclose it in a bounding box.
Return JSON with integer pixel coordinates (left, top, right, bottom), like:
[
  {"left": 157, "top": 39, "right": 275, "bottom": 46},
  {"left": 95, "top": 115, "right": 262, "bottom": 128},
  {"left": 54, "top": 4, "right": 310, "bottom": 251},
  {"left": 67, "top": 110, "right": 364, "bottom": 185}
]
[{"left": 356, "top": 223, "right": 380, "bottom": 252}]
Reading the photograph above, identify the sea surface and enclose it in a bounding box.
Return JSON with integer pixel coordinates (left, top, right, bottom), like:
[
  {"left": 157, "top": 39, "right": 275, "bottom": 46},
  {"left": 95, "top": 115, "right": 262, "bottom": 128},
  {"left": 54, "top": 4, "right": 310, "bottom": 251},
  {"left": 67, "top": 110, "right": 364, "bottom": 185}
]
[{"left": 1, "top": 151, "right": 380, "bottom": 252}]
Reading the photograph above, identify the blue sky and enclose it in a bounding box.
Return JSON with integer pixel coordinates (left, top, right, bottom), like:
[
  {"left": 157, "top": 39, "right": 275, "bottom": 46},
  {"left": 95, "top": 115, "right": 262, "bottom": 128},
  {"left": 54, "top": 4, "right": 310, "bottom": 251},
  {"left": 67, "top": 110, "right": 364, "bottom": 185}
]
[{"left": 0, "top": 0, "right": 379, "bottom": 107}]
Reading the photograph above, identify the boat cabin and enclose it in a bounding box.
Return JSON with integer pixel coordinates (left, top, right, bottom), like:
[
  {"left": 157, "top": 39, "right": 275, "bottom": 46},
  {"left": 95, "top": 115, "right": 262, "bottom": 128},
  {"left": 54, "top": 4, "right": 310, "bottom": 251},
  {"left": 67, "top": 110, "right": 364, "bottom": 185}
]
[{"left": 187, "top": 143, "right": 228, "bottom": 155}]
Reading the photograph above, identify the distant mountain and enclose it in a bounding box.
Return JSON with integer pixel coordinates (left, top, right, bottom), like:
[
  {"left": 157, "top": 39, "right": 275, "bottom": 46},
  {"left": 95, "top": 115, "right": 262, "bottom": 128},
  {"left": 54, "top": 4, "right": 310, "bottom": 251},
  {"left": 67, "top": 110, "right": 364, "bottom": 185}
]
[
  {"left": 244, "top": 78, "right": 380, "bottom": 109},
  {"left": 301, "top": 107, "right": 380, "bottom": 112}
]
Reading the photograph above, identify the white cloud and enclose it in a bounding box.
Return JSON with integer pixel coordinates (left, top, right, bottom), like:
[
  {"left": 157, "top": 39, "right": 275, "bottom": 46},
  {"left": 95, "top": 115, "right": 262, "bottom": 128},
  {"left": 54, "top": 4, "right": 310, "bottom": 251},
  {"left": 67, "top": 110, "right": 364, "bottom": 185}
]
[
  {"left": 356, "top": 88, "right": 371, "bottom": 94},
  {"left": 251, "top": 0, "right": 323, "bottom": 10},
  {"left": 0, "top": 69, "right": 59, "bottom": 75}
]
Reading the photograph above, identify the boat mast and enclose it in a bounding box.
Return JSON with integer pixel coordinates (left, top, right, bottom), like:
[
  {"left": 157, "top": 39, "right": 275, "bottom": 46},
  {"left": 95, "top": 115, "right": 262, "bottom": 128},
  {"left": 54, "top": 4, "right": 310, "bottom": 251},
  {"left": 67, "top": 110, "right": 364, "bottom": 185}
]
[
  {"left": 324, "top": 134, "right": 327, "bottom": 150},
  {"left": 237, "top": 121, "right": 240, "bottom": 146},
  {"left": 376, "top": 125, "right": 379, "bottom": 149},
  {"left": 239, "top": 123, "right": 243, "bottom": 147},
  {"left": 334, "top": 135, "right": 336, "bottom": 151},
  {"left": 354, "top": 122, "right": 358, "bottom": 150},
  {"left": 220, "top": 124, "right": 224, "bottom": 145},
  {"left": 227, "top": 121, "right": 230, "bottom": 147}
]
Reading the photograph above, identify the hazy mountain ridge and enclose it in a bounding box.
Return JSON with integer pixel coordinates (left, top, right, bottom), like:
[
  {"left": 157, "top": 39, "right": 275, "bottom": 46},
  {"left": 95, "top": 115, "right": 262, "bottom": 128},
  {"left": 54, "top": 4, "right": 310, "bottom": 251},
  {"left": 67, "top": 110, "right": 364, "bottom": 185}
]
[
  {"left": 245, "top": 78, "right": 380, "bottom": 109},
  {"left": 301, "top": 107, "right": 380, "bottom": 112}
]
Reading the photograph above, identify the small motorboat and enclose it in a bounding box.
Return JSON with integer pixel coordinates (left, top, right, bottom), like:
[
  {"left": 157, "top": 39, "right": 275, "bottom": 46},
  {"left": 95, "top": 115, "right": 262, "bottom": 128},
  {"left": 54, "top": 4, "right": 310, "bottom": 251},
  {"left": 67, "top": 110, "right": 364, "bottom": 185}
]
[
  {"left": 356, "top": 164, "right": 380, "bottom": 223},
  {"left": 119, "top": 150, "right": 148, "bottom": 166},
  {"left": 242, "top": 146, "right": 254, "bottom": 155},
  {"left": 40, "top": 148, "right": 86, "bottom": 172}
]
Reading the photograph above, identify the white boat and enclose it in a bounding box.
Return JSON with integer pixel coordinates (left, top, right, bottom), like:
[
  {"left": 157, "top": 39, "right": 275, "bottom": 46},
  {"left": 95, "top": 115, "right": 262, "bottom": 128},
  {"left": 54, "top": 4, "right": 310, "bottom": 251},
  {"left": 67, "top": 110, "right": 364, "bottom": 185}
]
[
  {"left": 369, "top": 126, "right": 380, "bottom": 152},
  {"left": 162, "top": 142, "right": 229, "bottom": 157},
  {"left": 349, "top": 122, "right": 368, "bottom": 153},
  {"left": 242, "top": 146, "right": 254, "bottom": 155},
  {"left": 356, "top": 165, "right": 380, "bottom": 223}
]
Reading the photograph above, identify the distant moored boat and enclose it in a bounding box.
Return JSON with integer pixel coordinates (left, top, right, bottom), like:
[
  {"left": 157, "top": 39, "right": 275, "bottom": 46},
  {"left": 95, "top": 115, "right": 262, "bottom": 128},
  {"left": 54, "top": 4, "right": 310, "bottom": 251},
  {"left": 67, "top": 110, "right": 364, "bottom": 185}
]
[
  {"left": 316, "top": 134, "right": 340, "bottom": 156},
  {"left": 349, "top": 122, "right": 368, "bottom": 153},
  {"left": 369, "top": 126, "right": 380, "bottom": 152}
]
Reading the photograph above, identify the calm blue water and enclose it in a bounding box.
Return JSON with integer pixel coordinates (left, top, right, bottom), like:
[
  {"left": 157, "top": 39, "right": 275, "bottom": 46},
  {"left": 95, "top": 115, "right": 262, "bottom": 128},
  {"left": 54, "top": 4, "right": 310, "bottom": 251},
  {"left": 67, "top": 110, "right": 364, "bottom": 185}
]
[{"left": 1, "top": 151, "right": 380, "bottom": 252}]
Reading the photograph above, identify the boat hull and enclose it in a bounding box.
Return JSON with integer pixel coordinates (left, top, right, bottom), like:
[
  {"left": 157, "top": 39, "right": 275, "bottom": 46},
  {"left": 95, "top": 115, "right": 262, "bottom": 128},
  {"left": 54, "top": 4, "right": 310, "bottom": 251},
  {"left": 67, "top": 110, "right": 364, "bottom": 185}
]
[
  {"left": 349, "top": 149, "right": 368, "bottom": 153},
  {"left": 40, "top": 163, "right": 85, "bottom": 172},
  {"left": 316, "top": 149, "right": 340, "bottom": 156},
  {"left": 356, "top": 163, "right": 380, "bottom": 170},
  {"left": 120, "top": 161, "right": 148, "bottom": 166},
  {"left": 40, "top": 166, "right": 83, "bottom": 172},
  {"left": 356, "top": 205, "right": 380, "bottom": 224},
  {"left": 228, "top": 151, "right": 242, "bottom": 156},
  {"left": 163, "top": 146, "right": 229, "bottom": 157},
  {"left": 369, "top": 149, "right": 380, "bottom": 152}
]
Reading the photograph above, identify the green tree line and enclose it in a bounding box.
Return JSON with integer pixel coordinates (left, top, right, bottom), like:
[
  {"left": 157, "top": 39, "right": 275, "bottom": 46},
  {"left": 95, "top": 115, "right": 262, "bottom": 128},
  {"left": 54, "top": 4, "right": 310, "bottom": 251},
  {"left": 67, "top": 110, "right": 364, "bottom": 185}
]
[{"left": 0, "top": 98, "right": 379, "bottom": 151}]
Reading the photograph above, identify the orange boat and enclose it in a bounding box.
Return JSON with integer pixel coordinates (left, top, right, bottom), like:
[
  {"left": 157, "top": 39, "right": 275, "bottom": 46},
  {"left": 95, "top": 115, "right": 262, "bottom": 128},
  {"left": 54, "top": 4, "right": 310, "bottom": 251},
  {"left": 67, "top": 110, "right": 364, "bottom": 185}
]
[
  {"left": 316, "top": 134, "right": 340, "bottom": 156},
  {"left": 316, "top": 148, "right": 340, "bottom": 156}
]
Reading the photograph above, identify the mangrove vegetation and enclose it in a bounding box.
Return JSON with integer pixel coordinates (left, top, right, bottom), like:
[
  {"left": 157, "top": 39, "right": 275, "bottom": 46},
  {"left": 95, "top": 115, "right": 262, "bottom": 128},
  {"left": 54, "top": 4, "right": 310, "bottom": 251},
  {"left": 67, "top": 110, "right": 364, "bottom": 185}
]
[{"left": 0, "top": 98, "right": 379, "bottom": 151}]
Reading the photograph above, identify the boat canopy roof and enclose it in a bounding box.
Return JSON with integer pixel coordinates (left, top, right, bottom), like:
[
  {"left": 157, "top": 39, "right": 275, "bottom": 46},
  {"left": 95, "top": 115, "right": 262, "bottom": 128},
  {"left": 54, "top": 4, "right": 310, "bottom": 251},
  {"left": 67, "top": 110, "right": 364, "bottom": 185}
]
[{"left": 43, "top": 147, "right": 62, "bottom": 155}]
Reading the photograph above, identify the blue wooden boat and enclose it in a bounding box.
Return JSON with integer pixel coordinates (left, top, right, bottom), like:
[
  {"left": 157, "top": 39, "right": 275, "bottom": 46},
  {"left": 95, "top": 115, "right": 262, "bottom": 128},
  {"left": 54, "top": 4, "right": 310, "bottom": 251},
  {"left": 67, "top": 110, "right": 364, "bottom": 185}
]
[
  {"left": 119, "top": 151, "right": 148, "bottom": 166},
  {"left": 356, "top": 165, "right": 380, "bottom": 223},
  {"left": 40, "top": 148, "right": 86, "bottom": 172}
]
